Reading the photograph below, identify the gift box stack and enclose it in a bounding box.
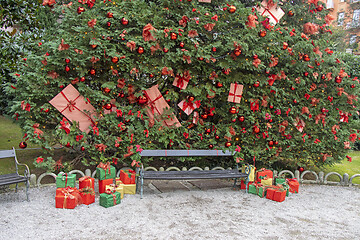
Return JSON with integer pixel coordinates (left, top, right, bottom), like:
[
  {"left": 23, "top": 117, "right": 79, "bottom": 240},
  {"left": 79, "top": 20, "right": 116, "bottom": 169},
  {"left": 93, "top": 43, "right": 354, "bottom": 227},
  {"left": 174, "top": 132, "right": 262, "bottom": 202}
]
[
  {"left": 55, "top": 173, "right": 82, "bottom": 209},
  {"left": 78, "top": 176, "right": 95, "bottom": 205},
  {"left": 247, "top": 168, "right": 300, "bottom": 202}
]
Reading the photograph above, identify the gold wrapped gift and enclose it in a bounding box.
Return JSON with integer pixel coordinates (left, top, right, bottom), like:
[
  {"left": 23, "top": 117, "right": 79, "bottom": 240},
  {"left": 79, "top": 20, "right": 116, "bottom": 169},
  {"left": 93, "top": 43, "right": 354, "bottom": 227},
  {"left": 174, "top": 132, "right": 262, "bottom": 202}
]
[
  {"left": 123, "top": 184, "right": 136, "bottom": 195},
  {"left": 260, "top": 178, "right": 273, "bottom": 186},
  {"left": 105, "top": 184, "right": 124, "bottom": 199}
]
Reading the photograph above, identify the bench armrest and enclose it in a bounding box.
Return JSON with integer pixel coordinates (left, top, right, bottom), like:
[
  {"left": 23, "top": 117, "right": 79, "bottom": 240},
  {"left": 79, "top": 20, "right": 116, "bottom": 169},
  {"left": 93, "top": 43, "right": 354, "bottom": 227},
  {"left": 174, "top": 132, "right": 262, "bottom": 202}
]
[{"left": 16, "top": 163, "right": 30, "bottom": 179}]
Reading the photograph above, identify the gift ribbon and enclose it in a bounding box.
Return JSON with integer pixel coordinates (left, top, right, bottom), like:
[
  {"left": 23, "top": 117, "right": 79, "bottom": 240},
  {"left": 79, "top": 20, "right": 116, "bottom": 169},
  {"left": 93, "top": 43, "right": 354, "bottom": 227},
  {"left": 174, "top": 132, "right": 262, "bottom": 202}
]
[
  {"left": 105, "top": 189, "right": 117, "bottom": 206},
  {"left": 143, "top": 90, "right": 171, "bottom": 127},
  {"left": 62, "top": 173, "right": 68, "bottom": 187},
  {"left": 228, "top": 83, "right": 243, "bottom": 102},
  {"left": 174, "top": 77, "right": 189, "bottom": 89},
  {"left": 59, "top": 91, "right": 96, "bottom": 127}
]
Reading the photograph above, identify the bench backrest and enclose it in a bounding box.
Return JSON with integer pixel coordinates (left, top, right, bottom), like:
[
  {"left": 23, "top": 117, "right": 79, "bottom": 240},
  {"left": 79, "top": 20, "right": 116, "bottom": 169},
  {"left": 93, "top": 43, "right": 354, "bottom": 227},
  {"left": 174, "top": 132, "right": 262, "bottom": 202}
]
[
  {"left": 139, "top": 149, "right": 234, "bottom": 157},
  {"left": 0, "top": 147, "right": 20, "bottom": 174}
]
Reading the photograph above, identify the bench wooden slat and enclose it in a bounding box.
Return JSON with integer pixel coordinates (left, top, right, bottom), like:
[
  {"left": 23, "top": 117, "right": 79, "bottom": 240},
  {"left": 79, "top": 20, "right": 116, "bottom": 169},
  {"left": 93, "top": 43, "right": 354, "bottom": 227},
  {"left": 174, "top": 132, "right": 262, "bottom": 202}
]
[
  {"left": 143, "top": 170, "right": 247, "bottom": 180},
  {"left": 139, "top": 150, "right": 234, "bottom": 157},
  {"left": 0, "top": 174, "right": 27, "bottom": 186},
  {"left": 0, "top": 150, "right": 16, "bottom": 159}
]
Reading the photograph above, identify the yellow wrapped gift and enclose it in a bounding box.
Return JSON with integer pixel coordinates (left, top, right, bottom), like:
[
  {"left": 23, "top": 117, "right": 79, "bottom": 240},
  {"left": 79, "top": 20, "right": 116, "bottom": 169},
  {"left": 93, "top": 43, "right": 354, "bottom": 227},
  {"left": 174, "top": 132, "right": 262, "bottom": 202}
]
[
  {"left": 105, "top": 183, "right": 124, "bottom": 199},
  {"left": 260, "top": 178, "right": 273, "bottom": 186},
  {"left": 123, "top": 184, "right": 136, "bottom": 194},
  {"left": 242, "top": 165, "right": 255, "bottom": 182},
  {"left": 115, "top": 178, "right": 123, "bottom": 185}
]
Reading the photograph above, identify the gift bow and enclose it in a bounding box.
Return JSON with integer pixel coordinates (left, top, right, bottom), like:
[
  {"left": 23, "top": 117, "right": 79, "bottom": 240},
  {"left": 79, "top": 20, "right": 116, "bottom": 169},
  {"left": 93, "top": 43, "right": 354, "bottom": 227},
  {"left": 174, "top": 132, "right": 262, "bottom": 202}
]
[
  {"left": 79, "top": 187, "right": 95, "bottom": 195},
  {"left": 105, "top": 189, "right": 117, "bottom": 206},
  {"left": 97, "top": 162, "right": 111, "bottom": 178},
  {"left": 79, "top": 176, "right": 93, "bottom": 187}
]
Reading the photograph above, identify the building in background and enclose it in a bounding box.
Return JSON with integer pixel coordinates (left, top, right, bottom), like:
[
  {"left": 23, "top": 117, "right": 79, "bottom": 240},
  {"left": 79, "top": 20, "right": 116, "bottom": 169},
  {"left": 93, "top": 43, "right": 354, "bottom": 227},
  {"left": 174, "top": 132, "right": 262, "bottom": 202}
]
[{"left": 326, "top": 0, "right": 360, "bottom": 52}]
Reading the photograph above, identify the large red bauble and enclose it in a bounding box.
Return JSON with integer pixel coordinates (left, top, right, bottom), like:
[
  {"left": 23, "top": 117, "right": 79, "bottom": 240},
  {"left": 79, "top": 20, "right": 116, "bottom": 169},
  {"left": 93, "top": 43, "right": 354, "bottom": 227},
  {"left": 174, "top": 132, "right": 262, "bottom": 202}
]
[
  {"left": 229, "top": 107, "right": 237, "bottom": 114},
  {"left": 121, "top": 18, "right": 129, "bottom": 25},
  {"left": 201, "top": 113, "right": 208, "bottom": 119},
  {"left": 77, "top": 7, "right": 85, "bottom": 14},
  {"left": 238, "top": 116, "right": 245, "bottom": 122},
  {"left": 163, "top": 48, "right": 169, "bottom": 53},
  {"left": 304, "top": 72, "right": 309, "bottom": 77},
  {"left": 65, "top": 142, "right": 71, "bottom": 148},
  {"left": 19, "top": 141, "right": 27, "bottom": 149},
  {"left": 104, "top": 103, "right": 112, "bottom": 110},
  {"left": 65, "top": 58, "right": 70, "bottom": 64},
  {"left": 149, "top": 73, "right": 154, "bottom": 78},
  {"left": 316, "top": 5, "right": 323, "bottom": 11},
  {"left": 65, "top": 66, "right": 70, "bottom": 72},
  {"left": 215, "top": 135, "right": 220, "bottom": 140},
  {"left": 234, "top": 49, "right": 241, "bottom": 56},
  {"left": 231, "top": 118, "right": 237, "bottom": 123},
  {"left": 106, "top": 12, "right": 113, "bottom": 18},
  {"left": 90, "top": 69, "right": 96, "bottom": 75},
  {"left": 209, "top": 144, "right": 214, "bottom": 149},
  {"left": 179, "top": 42, "right": 185, "bottom": 48},
  {"left": 303, "top": 54, "right": 310, "bottom": 61},
  {"left": 106, "top": 22, "right": 111, "bottom": 27},
  {"left": 212, "top": 47, "right": 217, "bottom": 52},
  {"left": 253, "top": 81, "right": 260, "bottom": 87},
  {"left": 103, "top": 87, "right": 111, "bottom": 93},
  {"left": 215, "top": 82, "right": 223, "bottom": 88},
  {"left": 188, "top": 96, "right": 195, "bottom": 102},
  {"left": 137, "top": 95, "right": 148, "bottom": 105},
  {"left": 259, "top": 30, "right": 267, "bottom": 37},
  {"left": 198, "top": 57, "right": 204, "bottom": 61},
  {"left": 91, "top": 44, "right": 97, "bottom": 49},
  {"left": 268, "top": 140, "right": 274, "bottom": 146},
  {"left": 111, "top": 56, "right": 119, "bottom": 63},
  {"left": 228, "top": 5, "right": 236, "bottom": 13},
  {"left": 137, "top": 47, "right": 144, "bottom": 54},
  {"left": 351, "top": 84, "right": 355, "bottom": 88},
  {"left": 80, "top": 77, "right": 85, "bottom": 82},
  {"left": 335, "top": 76, "right": 342, "bottom": 83},
  {"left": 253, "top": 126, "right": 260, "bottom": 134},
  {"left": 225, "top": 141, "right": 232, "bottom": 147},
  {"left": 205, "top": 128, "right": 211, "bottom": 134},
  {"left": 288, "top": 10, "right": 294, "bottom": 16},
  {"left": 81, "top": 146, "right": 85, "bottom": 151},
  {"left": 299, "top": 167, "right": 305, "bottom": 172},
  {"left": 170, "top": 32, "right": 177, "bottom": 40}
]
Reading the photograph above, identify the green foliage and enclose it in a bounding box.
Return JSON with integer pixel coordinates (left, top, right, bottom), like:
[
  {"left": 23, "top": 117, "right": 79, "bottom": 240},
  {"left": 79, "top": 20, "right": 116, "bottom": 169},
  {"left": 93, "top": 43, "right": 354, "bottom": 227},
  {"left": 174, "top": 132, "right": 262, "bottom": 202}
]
[{"left": 6, "top": 0, "right": 360, "bottom": 171}]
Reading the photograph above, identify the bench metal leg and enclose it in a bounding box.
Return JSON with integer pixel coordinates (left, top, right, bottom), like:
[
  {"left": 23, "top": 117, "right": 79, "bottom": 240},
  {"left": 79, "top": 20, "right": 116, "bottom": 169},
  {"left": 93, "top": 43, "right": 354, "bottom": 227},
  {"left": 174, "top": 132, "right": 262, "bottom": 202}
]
[
  {"left": 140, "top": 176, "right": 144, "bottom": 199},
  {"left": 233, "top": 178, "right": 238, "bottom": 189},
  {"left": 15, "top": 183, "right": 18, "bottom": 193},
  {"left": 26, "top": 180, "right": 30, "bottom": 201}
]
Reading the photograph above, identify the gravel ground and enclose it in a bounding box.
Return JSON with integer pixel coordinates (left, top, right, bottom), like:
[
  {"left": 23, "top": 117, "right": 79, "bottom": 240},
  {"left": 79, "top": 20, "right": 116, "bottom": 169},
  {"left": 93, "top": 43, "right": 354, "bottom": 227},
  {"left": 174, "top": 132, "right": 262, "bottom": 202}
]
[{"left": 0, "top": 184, "right": 359, "bottom": 240}]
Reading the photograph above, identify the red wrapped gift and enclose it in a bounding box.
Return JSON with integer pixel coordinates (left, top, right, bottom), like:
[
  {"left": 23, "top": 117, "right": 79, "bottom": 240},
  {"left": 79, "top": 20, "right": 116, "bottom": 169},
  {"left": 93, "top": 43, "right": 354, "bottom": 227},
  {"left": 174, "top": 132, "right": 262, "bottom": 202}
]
[
  {"left": 227, "top": 83, "right": 244, "bottom": 103},
  {"left": 79, "top": 187, "right": 95, "bottom": 205},
  {"left": 266, "top": 186, "right": 281, "bottom": 200},
  {"left": 273, "top": 189, "right": 286, "bottom": 202},
  {"left": 49, "top": 84, "right": 98, "bottom": 133},
  {"left": 99, "top": 178, "right": 113, "bottom": 194},
  {"left": 120, "top": 169, "right": 136, "bottom": 184},
  {"left": 256, "top": 0, "right": 285, "bottom": 25},
  {"left": 55, "top": 187, "right": 82, "bottom": 209},
  {"left": 143, "top": 85, "right": 181, "bottom": 128},
  {"left": 172, "top": 75, "right": 189, "bottom": 90},
  {"left": 79, "top": 176, "right": 95, "bottom": 190},
  {"left": 256, "top": 168, "right": 273, "bottom": 183},
  {"left": 286, "top": 178, "right": 299, "bottom": 193},
  {"left": 240, "top": 180, "right": 253, "bottom": 190},
  {"left": 178, "top": 100, "right": 201, "bottom": 115}
]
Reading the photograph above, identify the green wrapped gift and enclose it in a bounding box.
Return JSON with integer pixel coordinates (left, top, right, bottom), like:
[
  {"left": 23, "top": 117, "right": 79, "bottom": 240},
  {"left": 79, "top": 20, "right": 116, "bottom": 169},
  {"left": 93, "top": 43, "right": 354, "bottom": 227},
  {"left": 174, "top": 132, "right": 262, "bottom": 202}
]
[
  {"left": 100, "top": 191, "right": 121, "bottom": 208},
  {"left": 56, "top": 173, "right": 76, "bottom": 188},
  {"left": 276, "top": 183, "right": 289, "bottom": 197},
  {"left": 275, "top": 177, "right": 286, "bottom": 185},
  {"left": 96, "top": 162, "right": 116, "bottom": 180},
  {"left": 257, "top": 185, "right": 269, "bottom": 198},
  {"left": 248, "top": 184, "right": 257, "bottom": 195}
]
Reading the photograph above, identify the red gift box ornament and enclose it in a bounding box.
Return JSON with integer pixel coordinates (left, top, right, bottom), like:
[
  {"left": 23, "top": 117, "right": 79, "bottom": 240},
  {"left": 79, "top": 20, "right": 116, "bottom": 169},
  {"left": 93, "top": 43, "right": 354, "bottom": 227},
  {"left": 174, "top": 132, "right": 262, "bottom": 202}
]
[
  {"left": 49, "top": 84, "right": 98, "bottom": 133},
  {"left": 286, "top": 178, "right": 299, "bottom": 193},
  {"left": 256, "top": 0, "right": 285, "bottom": 26},
  {"left": 173, "top": 71, "right": 191, "bottom": 90},
  {"left": 143, "top": 85, "right": 181, "bottom": 128},
  {"left": 227, "top": 83, "right": 244, "bottom": 103},
  {"left": 178, "top": 99, "right": 201, "bottom": 115},
  {"left": 120, "top": 169, "right": 136, "bottom": 184}
]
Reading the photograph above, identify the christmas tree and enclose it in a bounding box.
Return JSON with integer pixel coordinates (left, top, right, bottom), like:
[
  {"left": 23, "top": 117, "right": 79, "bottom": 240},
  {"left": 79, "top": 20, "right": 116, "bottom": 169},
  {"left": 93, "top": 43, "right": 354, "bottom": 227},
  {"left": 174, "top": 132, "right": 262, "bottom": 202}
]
[{"left": 6, "top": 0, "right": 359, "bottom": 170}]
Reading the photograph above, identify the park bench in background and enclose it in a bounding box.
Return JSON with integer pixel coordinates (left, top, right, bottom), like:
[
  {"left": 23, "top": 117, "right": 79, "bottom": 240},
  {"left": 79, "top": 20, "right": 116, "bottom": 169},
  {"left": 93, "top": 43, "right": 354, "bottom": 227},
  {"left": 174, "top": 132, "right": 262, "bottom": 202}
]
[
  {"left": 0, "top": 147, "right": 30, "bottom": 201},
  {"left": 138, "top": 150, "right": 251, "bottom": 198}
]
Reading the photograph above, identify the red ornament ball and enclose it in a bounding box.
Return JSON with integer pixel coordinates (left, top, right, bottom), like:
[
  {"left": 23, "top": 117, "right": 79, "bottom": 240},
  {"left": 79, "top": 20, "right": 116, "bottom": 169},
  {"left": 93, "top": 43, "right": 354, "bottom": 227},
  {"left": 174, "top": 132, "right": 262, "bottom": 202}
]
[
  {"left": 163, "top": 48, "right": 169, "bottom": 53},
  {"left": 65, "top": 66, "right": 70, "bottom": 72},
  {"left": 65, "top": 142, "right": 71, "bottom": 148},
  {"left": 104, "top": 103, "right": 112, "bottom": 110},
  {"left": 19, "top": 141, "right": 27, "bottom": 149},
  {"left": 253, "top": 126, "right": 260, "bottom": 134},
  {"left": 103, "top": 87, "right": 111, "bottom": 93},
  {"left": 335, "top": 76, "right": 342, "bottom": 83},
  {"left": 225, "top": 141, "right": 232, "bottom": 147},
  {"left": 179, "top": 42, "right": 185, "bottom": 48},
  {"left": 228, "top": 5, "right": 236, "bottom": 13},
  {"left": 188, "top": 96, "right": 195, "bottom": 102},
  {"left": 351, "top": 84, "right": 355, "bottom": 88},
  {"left": 106, "top": 12, "right": 113, "bottom": 18},
  {"left": 238, "top": 116, "right": 245, "bottom": 122},
  {"left": 77, "top": 7, "right": 85, "bottom": 14},
  {"left": 288, "top": 10, "right": 294, "bottom": 16},
  {"left": 215, "top": 82, "right": 223, "bottom": 88},
  {"left": 229, "top": 107, "right": 237, "bottom": 114},
  {"left": 212, "top": 47, "right": 217, "bottom": 52},
  {"left": 121, "top": 18, "right": 129, "bottom": 25},
  {"left": 170, "top": 32, "right": 177, "bottom": 40},
  {"left": 106, "top": 22, "right": 111, "bottom": 27},
  {"left": 90, "top": 69, "right": 96, "bottom": 75},
  {"left": 233, "top": 49, "right": 241, "bottom": 56},
  {"left": 298, "top": 167, "right": 305, "bottom": 172},
  {"left": 201, "top": 113, "right": 208, "bottom": 119},
  {"left": 111, "top": 56, "right": 119, "bottom": 63},
  {"left": 209, "top": 144, "right": 214, "bottom": 149},
  {"left": 80, "top": 77, "right": 85, "bottom": 82},
  {"left": 259, "top": 30, "right": 267, "bottom": 37},
  {"left": 137, "top": 95, "right": 148, "bottom": 105},
  {"left": 81, "top": 146, "right": 85, "bottom": 151},
  {"left": 65, "top": 58, "right": 70, "bottom": 64},
  {"left": 303, "top": 54, "right": 310, "bottom": 61},
  {"left": 137, "top": 47, "right": 144, "bottom": 54},
  {"left": 253, "top": 81, "right": 260, "bottom": 87}
]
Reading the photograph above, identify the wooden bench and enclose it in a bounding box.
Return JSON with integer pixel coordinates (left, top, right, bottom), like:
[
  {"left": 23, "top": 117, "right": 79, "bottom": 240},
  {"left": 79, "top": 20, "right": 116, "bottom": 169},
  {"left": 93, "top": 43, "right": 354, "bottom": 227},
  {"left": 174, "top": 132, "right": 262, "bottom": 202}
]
[
  {"left": 138, "top": 150, "right": 251, "bottom": 198},
  {"left": 0, "top": 148, "right": 30, "bottom": 201}
]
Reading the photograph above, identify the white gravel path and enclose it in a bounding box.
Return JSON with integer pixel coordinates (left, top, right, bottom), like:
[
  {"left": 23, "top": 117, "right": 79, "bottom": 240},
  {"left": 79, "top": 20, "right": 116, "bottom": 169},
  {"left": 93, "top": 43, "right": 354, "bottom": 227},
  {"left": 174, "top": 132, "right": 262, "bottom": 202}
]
[{"left": 0, "top": 184, "right": 359, "bottom": 240}]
